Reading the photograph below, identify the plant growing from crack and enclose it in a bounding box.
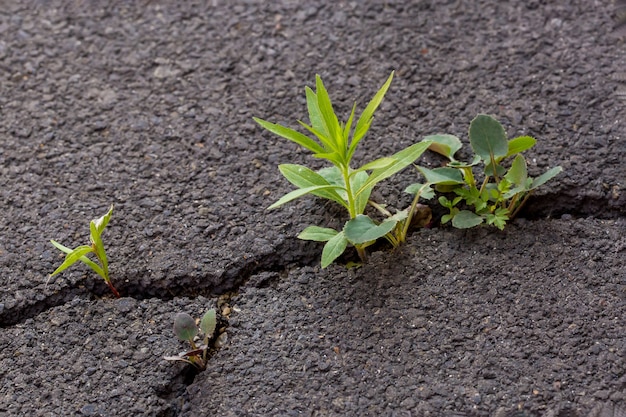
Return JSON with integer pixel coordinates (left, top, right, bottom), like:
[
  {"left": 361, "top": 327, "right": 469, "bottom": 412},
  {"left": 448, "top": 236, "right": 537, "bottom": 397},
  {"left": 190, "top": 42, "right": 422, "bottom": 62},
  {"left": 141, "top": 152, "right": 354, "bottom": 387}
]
[
  {"left": 164, "top": 309, "right": 217, "bottom": 370},
  {"left": 254, "top": 72, "right": 432, "bottom": 267},
  {"left": 49, "top": 205, "right": 120, "bottom": 297},
  {"left": 409, "top": 114, "right": 563, "bottom": 229}
]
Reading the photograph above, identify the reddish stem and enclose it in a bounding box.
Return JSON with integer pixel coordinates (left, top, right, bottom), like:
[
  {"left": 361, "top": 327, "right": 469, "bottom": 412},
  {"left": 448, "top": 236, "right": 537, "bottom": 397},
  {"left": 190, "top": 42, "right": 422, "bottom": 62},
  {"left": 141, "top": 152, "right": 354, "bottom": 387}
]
[{"left": 106, "top": 281, "right": 121, "bottom": 298}]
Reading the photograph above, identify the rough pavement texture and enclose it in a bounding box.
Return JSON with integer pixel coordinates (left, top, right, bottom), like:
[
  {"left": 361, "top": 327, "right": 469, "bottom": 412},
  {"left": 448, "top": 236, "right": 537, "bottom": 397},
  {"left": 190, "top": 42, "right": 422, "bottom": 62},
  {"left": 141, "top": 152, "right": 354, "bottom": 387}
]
[{"left": 0, "top": 0, "right": 624, "bottom": 416}]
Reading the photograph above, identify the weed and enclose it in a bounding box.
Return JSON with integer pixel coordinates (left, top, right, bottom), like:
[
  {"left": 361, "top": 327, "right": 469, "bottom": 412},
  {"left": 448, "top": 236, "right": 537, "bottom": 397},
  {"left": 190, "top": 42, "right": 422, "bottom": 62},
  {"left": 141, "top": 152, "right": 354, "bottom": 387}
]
[
  {"left": 410, "top": 115, "right": 562, "bottom": 229},
  {"left": 255, "top": 72, "right": 431, "bottom": 267},
  {"left": 49, "top": 205, "right": 120, "bottom": 297},
  {"left": 164, "top": 309, "right": 217, "bottom": 370}
]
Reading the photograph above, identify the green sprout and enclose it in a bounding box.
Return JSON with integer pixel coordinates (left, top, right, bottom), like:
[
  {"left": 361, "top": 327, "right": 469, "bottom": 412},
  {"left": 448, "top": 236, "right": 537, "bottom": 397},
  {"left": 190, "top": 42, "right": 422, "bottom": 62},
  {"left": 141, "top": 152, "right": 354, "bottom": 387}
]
[
  {"left": 164, "top": 309, "right": 217, "bottom": 370},
  {"left": 49, "top": 205, "right": 119, "bottom": 297},
  {"left": 409, "top": 114, "right": 563, "bottom": 229},
  {"left": 254, "top": 72, "right": 431, "bottom": 267}
]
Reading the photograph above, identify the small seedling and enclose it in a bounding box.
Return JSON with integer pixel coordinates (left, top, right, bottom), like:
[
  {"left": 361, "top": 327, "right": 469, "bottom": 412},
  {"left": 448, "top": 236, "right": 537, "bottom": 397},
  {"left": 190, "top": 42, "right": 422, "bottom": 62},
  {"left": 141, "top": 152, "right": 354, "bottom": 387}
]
[
  {"left": 49, "top": 205, "right": 120, "bottom": 297},
  {"left": 164, "top": 309, "right": 217, "bottom": 370},
  {"left": 254, "top": 72, "right": 431, "bottom": 267},
  {"left": 409, "top": 114, "right": 563, "bottom": 229}
]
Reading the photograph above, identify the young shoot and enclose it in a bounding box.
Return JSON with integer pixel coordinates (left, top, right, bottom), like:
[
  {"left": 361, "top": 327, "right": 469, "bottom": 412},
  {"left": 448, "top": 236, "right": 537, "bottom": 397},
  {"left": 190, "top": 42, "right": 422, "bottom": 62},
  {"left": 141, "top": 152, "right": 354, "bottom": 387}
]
[
  {"left": 164, "top": 309, "right": 217, "bottom": 370},
  {"left": 255, "top": 72, "right": 431, "bottom": 267},
  {"left": 49, "top": 205, "right": 119, "bottom": 297},
  {"left": 410, "top": 115, "right": 563, "bottom": 229}
]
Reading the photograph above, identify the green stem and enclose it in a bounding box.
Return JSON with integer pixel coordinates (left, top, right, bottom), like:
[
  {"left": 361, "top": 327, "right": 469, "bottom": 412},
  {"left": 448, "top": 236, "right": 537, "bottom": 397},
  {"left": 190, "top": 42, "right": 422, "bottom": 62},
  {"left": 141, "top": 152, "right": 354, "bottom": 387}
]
[
  {"left": 341, "top": 165, "right": 358, "bottom": 218},
  {"left": 368, "top": 200, "right": 392, "bottom": 217},
  {"left": 510, "top": 191, "right": 533, "bottom": 219}
]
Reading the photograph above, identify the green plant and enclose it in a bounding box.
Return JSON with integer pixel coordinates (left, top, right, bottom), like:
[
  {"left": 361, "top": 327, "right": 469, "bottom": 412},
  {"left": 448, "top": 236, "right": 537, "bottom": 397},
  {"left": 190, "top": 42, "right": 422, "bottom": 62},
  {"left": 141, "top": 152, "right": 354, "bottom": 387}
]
[
  {"left": 164, "top": 309, "right": 217, "bottom": 370},
  {"left": 49, "top": 205, "right": 120, "bottom": 297},
  {"left": 410, "top": 114, "right": 563, "bottom": 229},
  {"left": 254, "top": 72, "right": 431, "bottom": 267}
]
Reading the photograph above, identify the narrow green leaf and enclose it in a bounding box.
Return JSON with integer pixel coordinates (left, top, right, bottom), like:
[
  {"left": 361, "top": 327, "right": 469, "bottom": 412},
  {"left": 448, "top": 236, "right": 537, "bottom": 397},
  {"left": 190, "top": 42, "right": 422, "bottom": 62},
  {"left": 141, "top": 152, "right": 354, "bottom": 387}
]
[
  {"left": 92, "top": 205, "right": 113, "bottom": 236},
  {"left": 50, "top": 239, "right": 74, "bottom": 255},
  {"left": 200, "top": 309, "right": 217, "bottom": 337},
  {"left": 418, "top": 166, "right": 465, "bottom": 185},
  {"left": 50, "top": 245, "right": 95, "bottom": 277},
  {"left": 298, "top": 226, "right": 339, "bottom": 242},
  {"left": 507, "top": 135, "right": 536, "bottom": 157},
  {"left": 424, "top": 134, "right": 462, "bottom": 160},
  {"left": 353, "top": 157, "right": 397, "bottom": 173},
  {"left": 321, "top": 232, "right": 348, "bottom": 268},
  {"left": 89, "top": 220, "right": 109, "bottom": 280},
  {"left": 343, "top": 215, "right": 397, "bottom": 245},
  {"left": 469, "top": 114, "right": 508, "bottom": 162},
  {"left": 299, "top": 120, "right": 341, "bottom": 156},
  {"left": 350, "top": 71, "right": 394, "bottom": 157},
  {"left": 268, "top": 184, "right": 346, "bottom": 210},
  {"left": 530, "top": 166, "right": 563, "bottom": 190},
  {"left": 451, "top": 210, "right": 484, "bottom": 229},
  {"left": 305, "top": 86, "right": 327, "bottom": 135},
  {"left": 356, "top": 141, "right": 431, "bottom": 196},
  {"left": 314, "top": 75, "right": 341, "bottom": 152},
  {"left": 278, "top": 164, "right": 347, "bottom": 208},
  {"left": 51, "top": 240, "right": 103, "bottom": 277},
  {"left": 351, "top": 170, "right": 371, "bottom": 214},
  {"left": 254, "top": 117, "right": 325, "bottom": 155},
  {"left": 504, "top": 154, "right": 528, "bottom": 188},
  {"left": 343, "top": 103, "right": 357, "bottom": 150}
]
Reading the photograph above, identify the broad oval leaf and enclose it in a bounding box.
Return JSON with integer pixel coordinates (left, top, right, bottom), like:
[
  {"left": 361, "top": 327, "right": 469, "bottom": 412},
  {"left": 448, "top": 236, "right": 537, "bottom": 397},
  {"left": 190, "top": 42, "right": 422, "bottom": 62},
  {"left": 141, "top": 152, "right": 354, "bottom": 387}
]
[
  {"left": 298, "top": 226, "right": 339, "bottom": 242},
  {"left": 417, "top": 166, "right": 465, "bottom": 185},
  {"left": 451, "top": 210, "right": 484, "bottom": 229},
  {"left": 507, "top": 135, "right": 536, "bottom": 157},
  {"left": 469, "top": 115, "right": 508, "bottom": 162},
  {"left": 321, "top": 231, "right": 348, "bottom": 268},
  {"left": 530, "top": 166, "right": 563, "bottom": 190},
  {"left": 200, "top": 309, "right": 217, "bottom": 337},
  {"left": 173, "top": 313, "right": 198, "bottom": 342},
  {"left": 424, "top": 134, "right": 462, "bottom": 160},
  {"left": 343, "top": 215, "right": 397, "bottom": 244}
]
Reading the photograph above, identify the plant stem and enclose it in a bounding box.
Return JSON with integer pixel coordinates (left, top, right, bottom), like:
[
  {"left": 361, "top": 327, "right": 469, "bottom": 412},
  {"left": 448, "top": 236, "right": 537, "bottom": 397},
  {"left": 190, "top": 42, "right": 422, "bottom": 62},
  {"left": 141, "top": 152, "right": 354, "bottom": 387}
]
[
  {"left": 510, "top": 191, "right": 533, "bottom": 219},
  {"left": 341, "top": 165, "right": 357, "bottom": 218},
  {"left": 106, "top": 281, "right": 121, "bottom": 298},
  {"left": 355, "top": 244, "right": 368, "bottom": 263}
]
